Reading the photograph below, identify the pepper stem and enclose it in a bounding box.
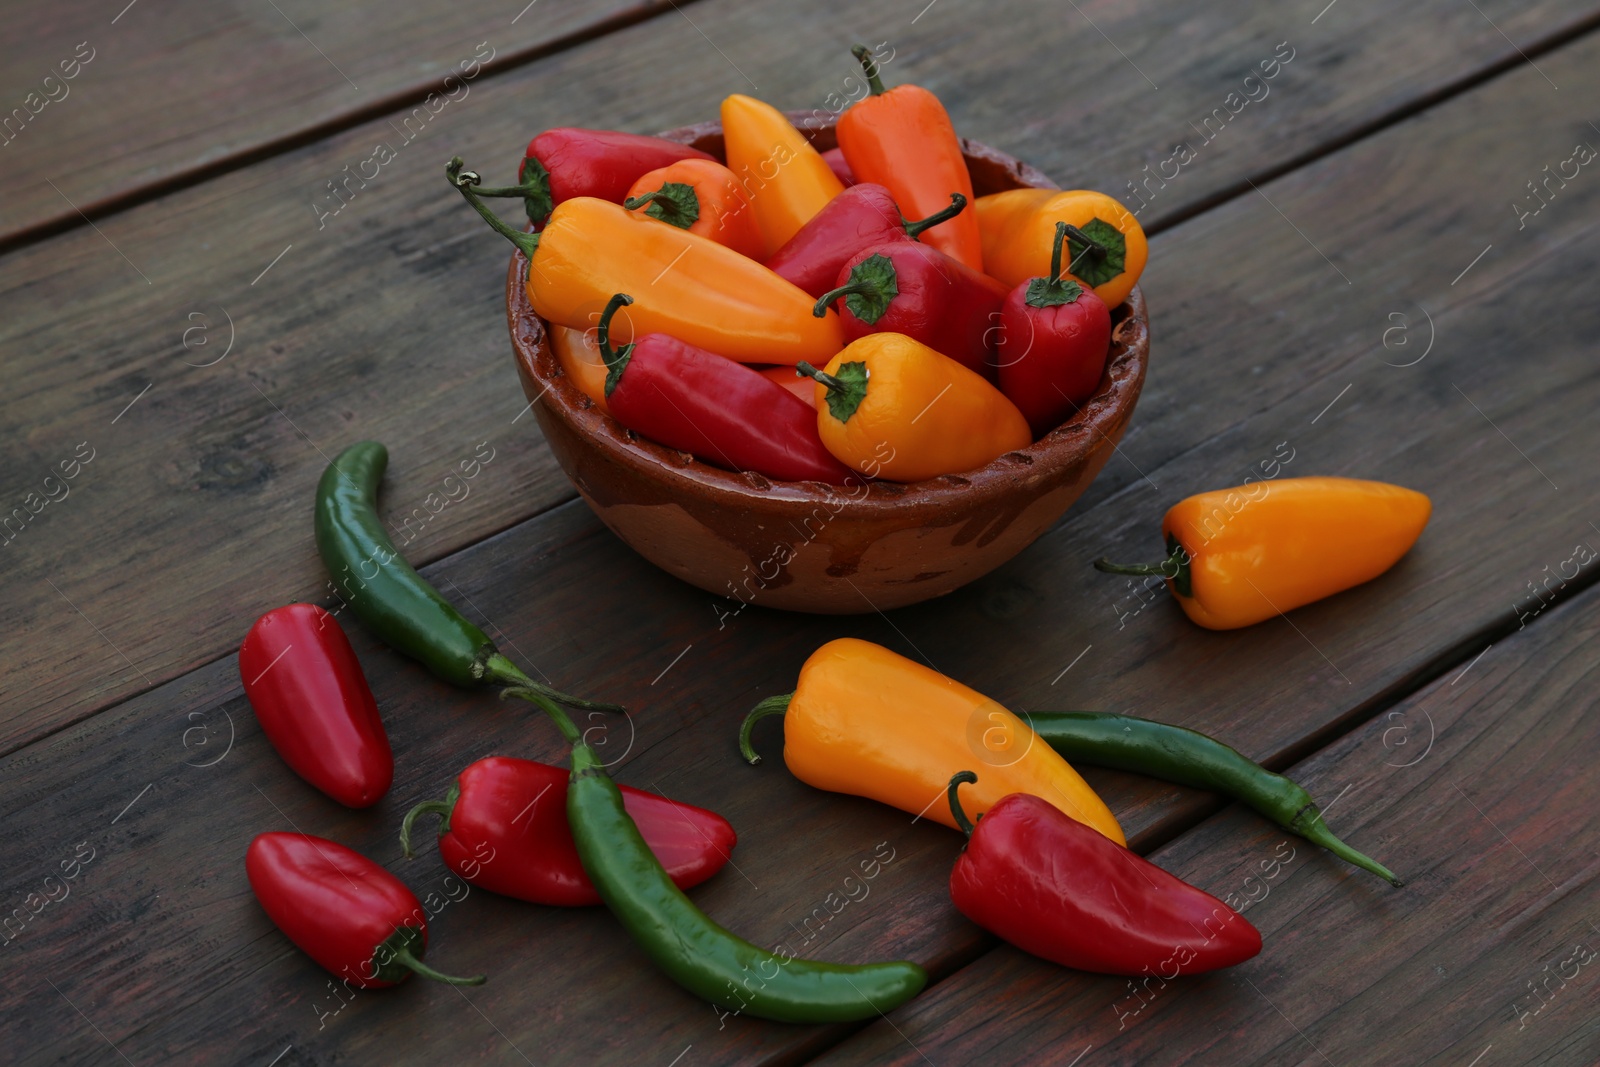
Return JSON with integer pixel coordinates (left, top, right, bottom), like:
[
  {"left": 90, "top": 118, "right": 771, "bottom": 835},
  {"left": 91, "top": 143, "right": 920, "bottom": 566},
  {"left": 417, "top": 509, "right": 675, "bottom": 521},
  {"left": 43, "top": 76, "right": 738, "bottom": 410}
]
[
  {"left": 1063, "top": 222, "right": 1107, "bottom": 275},
  {"left": 901, "top": 193, "right": 968, "bottom": 240},
  {"left": 1290, "top": 804, "right": 1404, "bottom": 887},
  {"left": 813, "top": 282, "right": 875, "bottom": 319},
  {"left": 947, "top": 771, "right": 979, "bottom": 837},
  {"left": 596, "top": 293, "right": 636, "bottom": 397},
  {"left": 795, "top": 361, "right": 846, "bottom": 394},
  {"left": 447, "top": 157, "right": 541, "bottom": 260},
  {"left": 399, "top": 793, "right": 457, "bottom": 860},
  {"left": 851, "top": 44, "right": 887, "bottom": 95},
  {"left": 389, "top": 945, "right": 487, "bottom": 986},
  {"left": 482, "top": 652, "right": 625, "bottom": 713},
  {"left": 1048, "top": 221, "right": 1069, "bottom": 285},
  {"left": 738, "top": 693, "right": 793, "bottom": 765},
  {"left": 1093, "top": 534, "right": 1192, "bottom": 598}
]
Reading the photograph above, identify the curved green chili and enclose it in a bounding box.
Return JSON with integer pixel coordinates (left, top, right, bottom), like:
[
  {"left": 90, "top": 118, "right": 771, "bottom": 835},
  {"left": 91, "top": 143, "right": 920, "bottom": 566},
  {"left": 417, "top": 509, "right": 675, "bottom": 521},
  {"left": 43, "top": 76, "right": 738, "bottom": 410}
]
[
  {"left": 510, "top": 689, "right": 927, "bottom": 1023},
  {"left": 315, "top": 442, "right": 620, "bottom": 711},
  {"left": 1020, "top": 712, "right": 1401, "bottom": 886}
]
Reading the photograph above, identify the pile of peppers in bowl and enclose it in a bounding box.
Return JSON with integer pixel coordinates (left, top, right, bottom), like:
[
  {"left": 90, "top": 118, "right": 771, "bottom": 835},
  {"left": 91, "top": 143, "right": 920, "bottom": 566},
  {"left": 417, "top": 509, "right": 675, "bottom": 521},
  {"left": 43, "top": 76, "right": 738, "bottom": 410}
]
[
  {"left": 447, "top": 45, "right": 1149, "bottom": 484},
  {"left": 233, "top": 45, "right": 1440, "bottom": 1026}
]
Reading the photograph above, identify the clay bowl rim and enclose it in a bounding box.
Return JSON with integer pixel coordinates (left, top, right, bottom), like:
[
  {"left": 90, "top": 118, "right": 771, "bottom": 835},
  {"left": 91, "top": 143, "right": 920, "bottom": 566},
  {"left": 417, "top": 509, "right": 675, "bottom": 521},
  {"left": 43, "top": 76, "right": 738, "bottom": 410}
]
[{"left": 506, "top": 114, "right": 1149, "bottom": 522}]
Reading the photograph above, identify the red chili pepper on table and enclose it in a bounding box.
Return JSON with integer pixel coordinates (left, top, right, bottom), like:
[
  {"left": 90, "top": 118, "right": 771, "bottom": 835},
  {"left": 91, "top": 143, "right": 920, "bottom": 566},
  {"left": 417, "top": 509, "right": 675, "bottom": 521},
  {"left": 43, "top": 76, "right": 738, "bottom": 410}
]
[
  {"left": 399, "top": 756, "right": 737, "bottom": 906},
  {"left": 945, "top": 772, "right": 1261, "bottom": 976},
  {"left": 246, "top": 832, "right": 485, "bottom": 988},
  {"left": 475, "top": 128, "right": 715, "bottom": 226},
  {"left": 814, "top": 242, "right": 1010, "bottom": 379},
  {"left": 995, "top": 221, "right": 1114, "bottom": 436},
  {"left": 239, "top": 604, "right": 392, "bottom": 808},
  {"left": 593, "top": 293, "right": 855, "bottom": 484},
  {"left": 766, "top": 184, "right": 968, "bottom": 299}
]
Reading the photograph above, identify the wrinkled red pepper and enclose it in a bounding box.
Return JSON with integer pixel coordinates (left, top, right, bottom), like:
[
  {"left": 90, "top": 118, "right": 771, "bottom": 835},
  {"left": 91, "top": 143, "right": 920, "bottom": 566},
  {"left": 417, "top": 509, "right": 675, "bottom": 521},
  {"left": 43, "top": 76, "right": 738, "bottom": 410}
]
[
  {"left": 594, "top": 293, "right": 854, "bottom": 484},
  {"left": 946, "top": 772, "right": 1262, "bottom": 975},
  {"left": 246, "top": 832, "right": 484, "bottom": 988},
  {"left": 996, "top": 221, "right": 1113, "bottom": 436},
  {"left": 239, "top": 604, "right": 392, "bottom": 808},
  {"left": 766, "top": 184, "right": 967, "bottom": 299},
  {"left": 814, "top": 242, "right": 1009, "bottom": 378},
  {"left": 400, "top": 756, "right": 737, "bottom": 906},
  {"left": 483, "top": 128, "right": 714, "bottom": 225}
]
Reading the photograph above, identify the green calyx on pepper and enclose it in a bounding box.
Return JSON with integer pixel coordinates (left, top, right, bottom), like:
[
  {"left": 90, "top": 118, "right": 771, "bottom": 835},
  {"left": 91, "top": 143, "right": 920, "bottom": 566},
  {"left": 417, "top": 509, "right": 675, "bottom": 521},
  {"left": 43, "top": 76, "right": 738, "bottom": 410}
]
[
  {"left": 796, "top": 360, "right": 870, "bottom": 422},
  {"left": 1025, "top": 221, "right": 1088, "bottom": 309},
  {"left": 1064, "top": 218, "right": 1126, "bottom": 288},
  {"left": 622, "top": 182, "right": 701, "bottom": 230},
  {"left": 813, "top": 254, "right": 899, "bottom": 324}
]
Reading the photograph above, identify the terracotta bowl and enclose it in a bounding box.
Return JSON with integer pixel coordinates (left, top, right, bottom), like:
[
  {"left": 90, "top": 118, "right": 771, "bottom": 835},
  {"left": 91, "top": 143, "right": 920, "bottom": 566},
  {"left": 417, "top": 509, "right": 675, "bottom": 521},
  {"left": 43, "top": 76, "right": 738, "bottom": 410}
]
[{"left": 507, "top": 114, "right": 1149, "bottom": 613}]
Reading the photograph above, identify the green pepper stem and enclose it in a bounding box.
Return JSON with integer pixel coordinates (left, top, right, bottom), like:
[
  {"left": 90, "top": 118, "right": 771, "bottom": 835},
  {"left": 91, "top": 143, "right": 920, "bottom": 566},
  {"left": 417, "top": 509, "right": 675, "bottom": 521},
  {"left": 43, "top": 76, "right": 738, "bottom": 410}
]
[
  {"left": 622, "top": 191, "right": 661, "bottom": 211},
  {"left": 596, "top": 293, "right": 635, "bottom": 370},
  {"left": 399, "top": 798, "right": 454, "bottom": 860},
  {"left": 1291, "top": 804, "right": 1404, "bottom": 887},
  {"left": 901, "top": 193, "right": 968, "bottom": 240},
  {"left": 446, "top": 157, "right": 541, "bottom": 260},
  {"left": 1063, "top": 222, "right": 1107, "bottom": 276},
  {"left": 851, "top": 44, "right": 887, "bottom": 95},
  {"left": 738, "top": 693, "right": 793, "bottom": 765},
  {"left": 389, "top": 945, "right": 486, "bottom": 986},
  {"left": 813, "top": 282, "right": 875, "bottom": 319},
  {"left": 1047, "top": 221, "right": 1069, "bottom": 285},
  {"left": 795, "top": 361, "right": 846, "bottom": 395},
  {"left": 483, "top": 651, "right": 625, "bottom": 713},
  {"left": 947, "top": 771, "right": 979, "bottom": 837},
  {"left": 1093, "top": 542, "right": 1186, "bottom": 580}
]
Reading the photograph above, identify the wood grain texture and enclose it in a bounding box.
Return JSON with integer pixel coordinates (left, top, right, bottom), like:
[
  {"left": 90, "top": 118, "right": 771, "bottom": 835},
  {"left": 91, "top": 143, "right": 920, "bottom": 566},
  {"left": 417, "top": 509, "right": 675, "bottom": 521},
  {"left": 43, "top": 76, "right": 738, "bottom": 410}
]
[
  {"left": 0, "top": 0, "right": 683, "bottom": 245},
  {"left": 810, "top": 583, "right": 1600, "bottom": 1067},
  {"left": 4, "top": 0, "right": 1600, "bottom": 750},
  {"left": 3, "top": 31, "right": 1599, "bottom": 1059}
]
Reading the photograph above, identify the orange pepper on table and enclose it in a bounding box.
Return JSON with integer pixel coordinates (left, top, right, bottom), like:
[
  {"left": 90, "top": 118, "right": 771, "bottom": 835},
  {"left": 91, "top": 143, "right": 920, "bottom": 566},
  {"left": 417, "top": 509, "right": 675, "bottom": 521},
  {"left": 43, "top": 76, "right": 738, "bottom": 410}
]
[
  {"left": 721, "top": 94, "right": 844, "bottom": 256},
  {"left": 449, "top": 158, "right": 841, "bottom": 365},
  {"left": 739, "top": 637, "right": 1125, "bottom": 843},
  {"left": 797, "top": 333, "right": 1030, "bottom": 482},
  {"left": 622, "top": 158, "right": 764, "bottom": 260},
  {"left": 1095, "top": 477, "right": 1432, "bottom": 630},
  {"left": 975, "top": 189, "right": 1149, "bottom": 310},
  {"left": 835, "top": 45, "right": 982, "bottom": 271}
]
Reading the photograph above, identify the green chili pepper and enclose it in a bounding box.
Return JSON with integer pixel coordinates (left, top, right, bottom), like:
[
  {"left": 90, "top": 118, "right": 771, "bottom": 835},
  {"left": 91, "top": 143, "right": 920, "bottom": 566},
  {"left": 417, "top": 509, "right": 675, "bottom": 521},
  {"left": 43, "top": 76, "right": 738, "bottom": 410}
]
[
  {"left": 315, "top": 442, "right": 619, "bottom": 711},
  {"left": 509, "top": 688, "right": 928, "bottom": 1023},
  {"left": 1020, "top": 712, "right": 1401, "bottom": 886}
]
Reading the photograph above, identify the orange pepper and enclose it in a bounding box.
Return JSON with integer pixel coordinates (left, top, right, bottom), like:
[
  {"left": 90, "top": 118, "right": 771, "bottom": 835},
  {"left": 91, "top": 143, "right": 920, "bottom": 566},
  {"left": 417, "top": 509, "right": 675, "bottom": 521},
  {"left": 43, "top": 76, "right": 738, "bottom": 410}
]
[
  {"left": 720, "top": 94, "right": 843, "bottom": 256},
  {"left": 623, "top": 158, "right": 764, "bottom": 261},
  {"left": 449, "top": 158, "right": 841, "bottom": 365},
  {"left": 797, "top": 333, "right": 1030, "bottom": 481},
  {"left": 835, "top": 46, "right": 982, "bottom": 271},
  {"left": 975, "top": 189, "right": 1149, "bottom": 310},
  {"left": 739, "top": 637, "right": 1124, "bottom": 843},
  {"left": 1095, "top": 477, "right": 1432, "bottom": 630},
  {"left": 549, "top": 324, "right": 609, "bottom": 414}
]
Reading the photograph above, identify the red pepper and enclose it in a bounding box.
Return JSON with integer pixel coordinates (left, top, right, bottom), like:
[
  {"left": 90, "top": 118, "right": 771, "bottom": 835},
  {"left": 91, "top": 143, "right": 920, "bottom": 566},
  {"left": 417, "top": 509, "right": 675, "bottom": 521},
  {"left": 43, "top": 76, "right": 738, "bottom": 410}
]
[
  {"left": 239, "top": 604, "right": 392, "bottom": 808},
  {"left": 594, "top": 294, "right": 854, "bottom": 484},
  {"left": 821, "top": 147, "right": 856, "bottom": 187},
  {"left": 246, "top": 832, "right": 485, "bottom": 988},
  {"left": 487, "top": 129, "right": 715, "bottom": 226},
  {"left": 766, "top": 183, "right": 968, "bottom": 299},
  {"left": 400, "top": 756, "right": 737, "bottom": 906},
  {"left": 814, "top": 242, "right": 1010, "bottom": 378},
  {"left": 945, "top": 772, "right": 1261, "bottom": 975},
  {"left": 996, "top": 222, "right": 1113, "bottom": 436}
]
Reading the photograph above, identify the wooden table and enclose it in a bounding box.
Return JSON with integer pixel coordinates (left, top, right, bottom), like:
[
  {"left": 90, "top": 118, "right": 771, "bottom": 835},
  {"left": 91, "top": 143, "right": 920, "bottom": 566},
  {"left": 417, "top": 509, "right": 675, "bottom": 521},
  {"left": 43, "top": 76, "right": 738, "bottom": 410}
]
[{"left": 3, "top": 2, "right": 1597, "bottom": 1063}]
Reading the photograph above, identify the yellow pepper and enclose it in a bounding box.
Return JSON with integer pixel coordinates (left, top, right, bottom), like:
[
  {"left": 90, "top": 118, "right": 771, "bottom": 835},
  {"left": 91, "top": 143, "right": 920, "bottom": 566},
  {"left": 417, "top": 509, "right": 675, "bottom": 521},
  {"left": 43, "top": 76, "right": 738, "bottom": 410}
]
[
  {"left": 549, "top": 324, "right": 609, "bottom": 414},
  {"left": 975, "top": 189, "right": 1148, "bottom": 310},
  {"left": 449, "top": 158, "right": 841, "bottom": 365},
  {"left": 740, "top": 638, "right": 1125, "bottom": 843},
  {"left": 1095, "top": 477, "right": 1432, "bottom": 630},
  {"left": 796, "top": 333, "right": 1031, "bottom": 481},
  {"left": 721, "top": 94, "right": 844, "bottom": 256}
]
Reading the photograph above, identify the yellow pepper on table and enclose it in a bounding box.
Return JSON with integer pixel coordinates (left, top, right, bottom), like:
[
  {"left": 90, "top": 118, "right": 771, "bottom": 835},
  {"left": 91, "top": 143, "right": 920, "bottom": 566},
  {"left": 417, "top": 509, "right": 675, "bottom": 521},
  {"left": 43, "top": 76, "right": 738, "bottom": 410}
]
[
  {"left": 796, "top": 333, "right": 1032, "bottom": 481},
  {"left": 448, "top": 157, "right": 841, "bottom": 365},
  {"left": 721, "top": 93, "right": 845, "bottom": 256},
  {"left": 740, "top": 637, "right": 1125, "bottom": 844},
  {"left": 1095, "top": 476, "right": 1432, "bottom": 629},
  {"left": 975, "top": 189, "right": 1149, "bottom": 310}
]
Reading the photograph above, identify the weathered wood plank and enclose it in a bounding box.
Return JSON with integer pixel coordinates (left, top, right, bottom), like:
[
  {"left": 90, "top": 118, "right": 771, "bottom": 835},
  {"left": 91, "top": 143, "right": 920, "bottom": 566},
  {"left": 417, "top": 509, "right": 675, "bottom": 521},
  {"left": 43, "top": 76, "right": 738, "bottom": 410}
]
[
  {"left": 809, "top": 582, "right": 1600, "bottom": 1067},
  {"left": 0, "top": 0, "right": 684, "bottom": 246},
  {"left": 4, "top": 29, "right": 1600, "bottom": 1059},
  {"left": 5, "top": 0, "right": 1600, "bottom": 749}
]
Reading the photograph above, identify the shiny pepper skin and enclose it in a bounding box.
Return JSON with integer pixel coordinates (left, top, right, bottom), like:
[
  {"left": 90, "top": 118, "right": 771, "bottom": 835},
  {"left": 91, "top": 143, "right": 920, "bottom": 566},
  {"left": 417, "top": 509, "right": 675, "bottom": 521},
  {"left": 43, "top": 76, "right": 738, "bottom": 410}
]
[
  {"left": 947, "top": 781, "right": 1261, "bottom": 976},
  {"left": 403, "top": 757, "right": 737, "bottom": 907},
  {"left": 239, "top": 603, "right": 392, "bottom": 808}
]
